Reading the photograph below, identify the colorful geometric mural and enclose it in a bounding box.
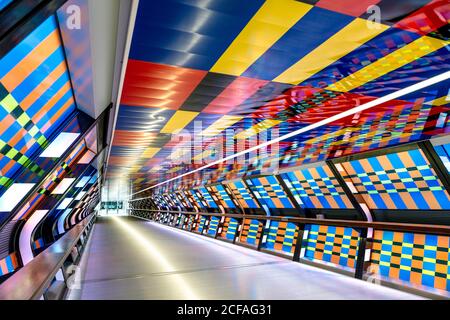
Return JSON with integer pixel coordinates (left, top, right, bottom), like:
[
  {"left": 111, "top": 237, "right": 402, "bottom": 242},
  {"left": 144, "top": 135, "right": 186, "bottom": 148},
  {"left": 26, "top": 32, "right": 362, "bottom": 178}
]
[
  {"left": 219, "top": 217, "right": 239, "bottom": 241},
  {"left": 0, "top": 15, "right": 77, "bottom": 198},
  {"left": 227, "top": 181, "right": 260, "bottom": 209},
  {"left": 263, "top": 221, "right": 298, "bottom": 255},
  {"left": 339, "top": 148, "right": 450, "bottom": 210},
  {"left": 239, "top": 218, "right": 263, "bottom": 246},
  {"left": 281, "top": 164, "right": 354, "bottom": 209},
  {"left": 111, "top": 0, "right": 449, "bottom": 195},
  {"left": 207, "top": 185, "right": 237, "bottom": 209},
  {"left": 246, "top": 176, "right": 295, "bottom": 210},
  {"left": 370, "top": 230, "right": 450, "bottom": 292},
  {"left": 0, "top": 252, "right": 19, "bottom": 277},
  {"left": 207, "top": 216, "right": 220, "bottom": 237},
  {"left": 197, "top": 187, "right": 219, "bottom": 209},
  {"left": 302, "top": 224, "right": 361, "bottom": 269}
]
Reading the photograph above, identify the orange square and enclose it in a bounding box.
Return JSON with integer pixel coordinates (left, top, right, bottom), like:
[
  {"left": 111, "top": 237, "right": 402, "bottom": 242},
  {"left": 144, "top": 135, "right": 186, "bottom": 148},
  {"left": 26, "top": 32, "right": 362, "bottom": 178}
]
[
  {"left": 389, "top": 267, "right": 400, "bottom": 279},
  {"left": 437, "top": 236, "right": 449, "bottom": 248},
  {"left": 411, "top": 259, "right": 423, "bottom": 269},
  {"left": 435, "top": 263, "right": 447, "bottom": 274},
  {"left": 410, "top": 272, "right": 422, "bottom": 285},
  {"left": 414, "top": 234, "right": 426, "bottom": 245},
  {"left": 434, "top": 277, "right": 446, "bottom": 290},
  {"left": 331, "top": 255, "right": 340, "bottom": 264}
]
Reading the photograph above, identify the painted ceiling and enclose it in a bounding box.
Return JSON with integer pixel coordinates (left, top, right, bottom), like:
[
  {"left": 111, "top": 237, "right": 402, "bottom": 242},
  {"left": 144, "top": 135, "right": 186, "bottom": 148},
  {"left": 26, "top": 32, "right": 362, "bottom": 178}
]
[{"left": 107, "top": 0, "right": 450, "bottom": 195}]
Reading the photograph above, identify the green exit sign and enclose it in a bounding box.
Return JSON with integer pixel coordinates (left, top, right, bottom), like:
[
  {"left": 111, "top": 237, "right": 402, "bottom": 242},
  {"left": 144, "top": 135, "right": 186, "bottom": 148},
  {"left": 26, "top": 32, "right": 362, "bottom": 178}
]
[{"left": 101, "top": 201, "right": 123, "bottom": 209}]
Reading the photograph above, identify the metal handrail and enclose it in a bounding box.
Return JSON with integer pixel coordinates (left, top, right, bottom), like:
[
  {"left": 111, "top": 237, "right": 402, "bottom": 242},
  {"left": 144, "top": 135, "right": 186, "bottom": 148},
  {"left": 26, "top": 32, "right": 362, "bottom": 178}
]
[
  {"left": 129, "top": 208, "right": 450, "bottom": 236},
  {"left": 0, "top": 213, "right": 96, "bottom": 300}
]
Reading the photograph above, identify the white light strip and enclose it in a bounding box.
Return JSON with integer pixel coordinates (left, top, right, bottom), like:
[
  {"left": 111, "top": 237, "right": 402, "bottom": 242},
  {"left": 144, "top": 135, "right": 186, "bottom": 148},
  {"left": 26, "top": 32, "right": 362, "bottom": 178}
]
[
  {"left": 57, "top": 197, "right": 73, "bottom": 210},
  {"left": 39, "top": 132, "right": 80, "bottom": 158},
  {"left": 19, "top": 210, "right": 48, "bottom": 265},
  {"left": 57, "top": 209, "right": 72, "bottom": 234},
  {"left": 52, "top": 178, "right": 76, "bottom": 195},
  {"left": 0, "top": 183, "right": 35, "bottom": 212},
  {"left": 132, "top": 70, "right": 450, "bottom": 195}
]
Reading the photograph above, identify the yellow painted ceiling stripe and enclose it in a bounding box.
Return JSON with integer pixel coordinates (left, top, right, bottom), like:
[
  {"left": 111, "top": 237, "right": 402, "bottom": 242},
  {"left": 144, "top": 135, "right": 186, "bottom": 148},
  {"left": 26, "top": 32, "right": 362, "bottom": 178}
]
[
  {"left": 327, "top": 36, "right": 449, "bottom": 92},
  {"left": 304, "top": 127, "right": 360, "bottom": 144},
  {"left": 274, "top": 18, "right": 388, "bottom": 85},
  {"left": 192, "top": 150, "right": 211, "bottom": 161},
  {"left": 167, "top": 166, "right": 182, "bottom": 173},
  {"left": 160, "top": 110, "right": 198, "bottom": 134},
  {"left": 130, "top": 165, "right": 141, "bottom": 173},
  {"left": 234, "top": 119, "right": 282, "bottom": 140},
  {"left": 201, "top": 115, "right": 243, "bottom": 136},
  {"left": 426, "top": 95, "right": 449, "bottom": 106},
  {"left": 210, "top": 0, "right": 312, "bottom": 76},
  {"left": 141, "top": 147, "right": 161, "bottom": 159}
]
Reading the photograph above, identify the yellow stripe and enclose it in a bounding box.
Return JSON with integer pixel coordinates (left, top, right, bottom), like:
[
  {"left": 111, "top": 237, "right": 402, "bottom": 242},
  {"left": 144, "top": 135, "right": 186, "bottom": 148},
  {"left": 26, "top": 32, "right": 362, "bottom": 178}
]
[
  {"left": 201, "top": 115, "right": 243, "bottom": 136},
  {"left": 235, "top": 119, "right": 282, "bottom": 139},
  {"left": 422, "top": 270, "right": 435, "bottom": 276},
  {"left": 304, "top": 127, "right": 360, "bottom": 144},
  {"left": 274, "top": 18, "right": 388, "bottom": 84},
  {"left": 327, "top": 36, "right": 449, "bottom": 92},
  {"left": 160, "top": 110, "right": 198, "bottom": 134},
  {"left": 141, "top": 147, "right": 160, "bottom": 158},
  {"left": 210, "top": 0, "right": 312, "bottom": 76},
  {"left": 167, "top": 166, "right": 182, "bottom": 173},
  {"left": 193, "top": 149, "right": 213, "bottom": 161},
  {"left": 426, "top": 95, "right": 449, "bottom": 106},
  {"left": 400, "top": 265, "right": 411, "bottom": 271}
]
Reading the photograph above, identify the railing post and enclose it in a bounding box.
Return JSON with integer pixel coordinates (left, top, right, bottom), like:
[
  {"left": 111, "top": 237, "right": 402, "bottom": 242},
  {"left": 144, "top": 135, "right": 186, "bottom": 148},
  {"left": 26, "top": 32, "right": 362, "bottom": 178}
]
[
  {"left": 293, "top": 223, "right": 306, "bottom": 262},
  {"left": 256, "top": 219, "right": 266, "bottom": 251},
  {"left": 355, "top": 228, "right": 368, "bottom": 279}
]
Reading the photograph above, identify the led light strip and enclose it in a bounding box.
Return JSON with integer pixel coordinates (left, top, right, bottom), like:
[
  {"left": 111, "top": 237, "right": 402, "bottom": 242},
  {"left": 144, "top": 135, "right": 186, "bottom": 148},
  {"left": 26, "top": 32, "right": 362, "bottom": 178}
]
[{"left": 131, "top": 71, "right": 450, "bottom": 196}]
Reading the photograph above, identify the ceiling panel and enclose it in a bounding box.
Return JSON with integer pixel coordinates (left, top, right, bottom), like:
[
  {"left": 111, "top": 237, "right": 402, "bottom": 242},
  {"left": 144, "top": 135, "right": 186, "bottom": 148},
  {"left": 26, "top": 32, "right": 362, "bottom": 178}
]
[{"left": 107, "top": 0, "right": 450, "bottom": 194}]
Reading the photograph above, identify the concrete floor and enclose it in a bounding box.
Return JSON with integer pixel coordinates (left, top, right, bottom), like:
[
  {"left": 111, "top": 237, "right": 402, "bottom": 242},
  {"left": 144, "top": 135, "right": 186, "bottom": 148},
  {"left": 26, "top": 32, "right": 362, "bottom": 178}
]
[{"left": 68, "top": 216, "right": 423, "bottom": 300}]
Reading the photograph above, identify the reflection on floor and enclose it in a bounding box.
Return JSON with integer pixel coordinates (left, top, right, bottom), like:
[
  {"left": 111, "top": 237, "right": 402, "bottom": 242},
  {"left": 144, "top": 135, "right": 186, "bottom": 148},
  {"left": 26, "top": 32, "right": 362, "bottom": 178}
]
[{"left": 69, "top": 216, "right": 423, "bottom": 300}]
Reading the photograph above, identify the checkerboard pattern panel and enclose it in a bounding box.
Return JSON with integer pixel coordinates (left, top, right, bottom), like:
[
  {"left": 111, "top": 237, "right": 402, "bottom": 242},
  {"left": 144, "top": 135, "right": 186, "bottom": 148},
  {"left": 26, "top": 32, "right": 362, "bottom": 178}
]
[
  {"left": 176, "top": 192, "right": 192, "bottom": 209},
  {"left": 198, "top": 216, "right": 207, "bottom": 233},
  {"left": 227, "top": 181, "right": 260, "bottom": 209},
  {"left": 207, "top": 216, "right": 220, "bottom": 236},
  {"left": 240, "top": 219, "right": 263, "bottom": 246},
  {"left": 32, "top": 238, "right": 45, "bottom": 250},
  {"left": 303, "top": 224, "right": 360, "bottom": 269},
  {"left": 281, "top": 165, "right": 354, "bottom": 209},
  {"left": 207, "top": 185, "right": 237, "bottom": 209},
  {"left": 186, "top": 215, "right": 195, "bottom": 231},
  {"left": 169, "top": 213, "right": 178, "bottom": 226},
  {"left": 198, "top": 187, "right": 219, "bottom": 209},
  {"left": 246, "top": 176, "right": 295, "bottom": 209},
  {"left": 264, "top": 221, "right": 298, "bottom": 254},
  {"left": 340, "top": 148, "right": 450, "bottom": 210},
  {"left": 370, "top": 230, "right": 450, "bottom": 292},
  {"left": 219, "top": 217, "right": 239, "bottom": 241},
  {"left": 0, "top": 252, "right": 19, "bottom": 276},
  {"left": 0, "top": 16, "right": 77, "bottom": 195},
  {"left": 190, "top": 190, "right": 207, "bottom": 210},
  {"left": 176, "top": 214, "right": 185, "bottom": 228},
  {"left": 193, "top": 215, "right": 206, "bottom": 233}
]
